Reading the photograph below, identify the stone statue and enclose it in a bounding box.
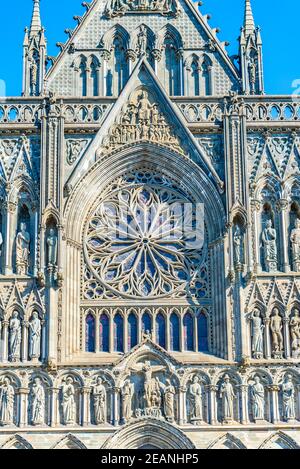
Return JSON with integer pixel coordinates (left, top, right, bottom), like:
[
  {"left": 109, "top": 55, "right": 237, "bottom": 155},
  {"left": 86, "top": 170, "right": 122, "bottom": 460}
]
[
  {"left": 0, "top": 378, "right": 14, "bottom": 426},
  {"left": 262, "top": 220, "right": 277, "bottom": 272},
  {"left": 250, "top": 376, "right": 265, "bottom": 421},
  {"left": 233, "top": 225, "right": 243, "bottom": 266},
  {"left": 92, "top": 377, "right": 106, "bottom": 424},
  {"left": 29, "top": 312, "right": 41, "bottom": 360},
  {"left": 130, "top": 361, "right": 165, "bottom": 409},
  {"left": 163, "top": 379, "right": 175, "bottom": 423},
  {"left": 61, "top": 377, "right": 76, "bottom": 425},
  {"left": 270, "top": 308, "right": 284, "bottom": 357},
  {"left": 121, "top": 379, "right": 133, "bottom": 423},
  {"left": 30, "top": 378, "right": 45, "bottom": 426},
  {"left": 282, "top": 374, "right": 296, "bottom": 421},
  {"left": 47, "top": 228, "right": 58, "bottom": 266},
  {"left": 291, "top": 218, "right": 300, "bottom": 271},
  {"left": 16, "top": 222, "right": 30, "bottom": 275},
  {"left": 189, "top": 376, "right": 203, "bottom": 424},
  {"left": 137, "top": 25, "right": 147, "bottom": 55},
  {"left": 9, "top": 311, "right": 21, "bottom": 361},
  {"left": 219, "top": 374, "right": 236, "bottom": 424},
  {"left": 250, "top": 309, "right": 264, "bottom": 359},
  {"left": 290, "top": 309, "right": 300, "bottom": 358}
]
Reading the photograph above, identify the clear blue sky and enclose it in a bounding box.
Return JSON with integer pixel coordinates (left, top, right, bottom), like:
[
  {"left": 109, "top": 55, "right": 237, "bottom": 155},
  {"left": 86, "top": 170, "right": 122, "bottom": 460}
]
[{"left": 0, "top": 0, "right": 299, "bottom": 96}]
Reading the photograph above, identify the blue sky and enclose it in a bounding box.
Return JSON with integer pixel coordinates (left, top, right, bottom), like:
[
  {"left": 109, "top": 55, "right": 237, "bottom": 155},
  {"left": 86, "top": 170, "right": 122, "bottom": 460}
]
[{"left": 0, "top": 0, "right": 299, "bottom": 96}]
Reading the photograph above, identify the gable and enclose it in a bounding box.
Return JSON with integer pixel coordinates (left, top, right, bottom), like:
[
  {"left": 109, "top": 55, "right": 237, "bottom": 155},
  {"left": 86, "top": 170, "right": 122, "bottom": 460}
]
[
  {"left": 65, "top": 59, "right": 223, "bottom": 191},
  {"left": 46, "top": 0, "right": 239, "bottom": 96}
]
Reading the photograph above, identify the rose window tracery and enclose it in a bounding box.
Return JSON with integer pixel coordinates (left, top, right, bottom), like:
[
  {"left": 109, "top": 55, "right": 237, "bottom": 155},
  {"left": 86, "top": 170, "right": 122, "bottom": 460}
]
[{"left": 84, "top": 182, "right": 207, "bottom": 299}]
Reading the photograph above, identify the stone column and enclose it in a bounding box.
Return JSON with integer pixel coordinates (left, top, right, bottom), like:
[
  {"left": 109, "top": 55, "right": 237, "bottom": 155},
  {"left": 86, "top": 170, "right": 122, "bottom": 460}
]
[
  {"left": 50, "top": 387, "right": 60, "bottom": 427},
  {"left": 126, "top": 50, "right": 136, "bottom": 75},
  {"left": 112, "top": 387, "right": 120, "bottom": 426},
  {"left": 18, "top": 388, "right": 29, "bottom": 427},
  {"left": 207, "top": 385, "right": 218, "bottom": 425},
  {"left": 178, "top": 386, "right": 187, "bottom": 425},
  {"left": 152, "top": 49, "right": 162, "bottom": 76},
  {"left": 21, "top": 321, "right": 29, "bottom": 362},
  {"left": 1, "top": 320, "right": 9, "bottom": 362},
  {"left": 3, "top": 201, "right": 16, "bottom": 275},
  {"left": 239, "top": 385, "right": 249, "bottom": 424},
  {"left": 268, "top": 385, "right": 280, "bottom": 424},
  {"left": 33, "top": 209, "right": 39, "bottom": 276},
  {"left": 40, "top": 319, "right": 46, "bottom": 362},
  {"left": 81, "top": 386, "right": 91, "bottom": 427},
  {"left": 251, "top": 200, "right": 261, "bottom": 273},
  {"left": 276, "top": 199, "right": 290, "bottom": 272},
  {"left": 283, "top": 316, "right": 291, "bottom": 359},
  {"left": 264, "top": 318, "right": 271, "bottom": 359}
]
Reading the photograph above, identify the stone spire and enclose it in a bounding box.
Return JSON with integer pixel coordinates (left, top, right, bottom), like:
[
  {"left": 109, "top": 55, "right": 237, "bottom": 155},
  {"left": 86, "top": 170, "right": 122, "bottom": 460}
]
[
  {"left": 30, "top": 0, "right": 42, "bottom": 36},
  {"left": 244, "top": 0, "right": 255, "bottom": 36},
  {"left": 22, "top": 0, "right": 47, "bottom": 96},
  {"left": 239, "top": 0, "right": 264, "bottom": 95}
]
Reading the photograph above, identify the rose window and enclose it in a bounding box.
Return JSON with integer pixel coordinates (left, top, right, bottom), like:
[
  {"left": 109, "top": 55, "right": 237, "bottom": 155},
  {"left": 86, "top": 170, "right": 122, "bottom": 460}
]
[{"left": 84, "top": 185, "right": 206, "bottom": 299}]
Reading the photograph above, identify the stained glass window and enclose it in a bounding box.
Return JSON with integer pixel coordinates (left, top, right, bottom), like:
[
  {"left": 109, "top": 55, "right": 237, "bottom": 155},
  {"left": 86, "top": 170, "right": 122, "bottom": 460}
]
[
  {"left": 156, "top": 313, "right": 166, "bottom": 349},
  {"left": 100, "top": 313, "right": 109, "bottom": 352},
  {"left": 114, "top": 313, "right": 124, "bottom": 352},
  {"left": 183, "top": 312, "right": 194, "bottom": 351},
  {"left": 170, "top": 313, "right": 180, "bottom": 351},
  {"left": 128, "top": 313, "right": 138, "bottom": 350},
  {"left": 85, "top": 313, "right": 95, "bottom": 352},
  {"left": 198, "top": 313, "right": 209, "bottom": 352},
  {"left": 142, "top": 312, "right": 152, "bottom": 335}
]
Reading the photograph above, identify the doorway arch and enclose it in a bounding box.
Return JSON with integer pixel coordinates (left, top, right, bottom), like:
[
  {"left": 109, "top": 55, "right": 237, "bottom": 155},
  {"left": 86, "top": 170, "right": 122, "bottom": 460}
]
[{"left": 102, "top": 419, "right": 196, "bottom": 450}]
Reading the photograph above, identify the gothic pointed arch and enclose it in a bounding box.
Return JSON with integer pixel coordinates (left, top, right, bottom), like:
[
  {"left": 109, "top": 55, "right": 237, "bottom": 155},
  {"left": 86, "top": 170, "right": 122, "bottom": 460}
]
[
  {"left": 52, "top": 434, "right": 87, "bottom": 450},
  {"left": 1, "top": 434, "right": 33, "bottom": 449},
  {"left": 207, "top": 433, "right": 247, "bottom": 449},
  {"left": 101, "top": 419, "right": 195, "bottom": 449},
  {"left": 259, "top": 431, "right": 299, "bottom": 450}
]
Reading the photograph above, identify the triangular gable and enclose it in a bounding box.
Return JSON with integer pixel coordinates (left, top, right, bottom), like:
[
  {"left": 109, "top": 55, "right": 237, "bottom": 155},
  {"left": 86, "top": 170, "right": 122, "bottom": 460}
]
[
  {"left": 6, "top": 281, "right": 25, "bottom": 311},
  {"left": 10, "top": 137, "right": 35, "bottom": 182},
  {"left": 282, "top": 142, "right": 300, "bottom": 178},
  {"left": 115, "top": 335, "right": 181, "bottom": 369},
  {"left": 46, "top": 0, "right": 239, "bottom": 91},
  {"left": 253, "top": 143, "right": 280, "bottom": 181},
  {"left": 66, "top": 58, "right": 223, "bottom": 191}
]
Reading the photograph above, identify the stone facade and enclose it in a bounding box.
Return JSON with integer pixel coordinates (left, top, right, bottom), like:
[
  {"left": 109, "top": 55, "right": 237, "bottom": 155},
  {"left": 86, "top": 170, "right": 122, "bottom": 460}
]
[{"left": 0, "top": 0, "right": 300, "bottom": 449}]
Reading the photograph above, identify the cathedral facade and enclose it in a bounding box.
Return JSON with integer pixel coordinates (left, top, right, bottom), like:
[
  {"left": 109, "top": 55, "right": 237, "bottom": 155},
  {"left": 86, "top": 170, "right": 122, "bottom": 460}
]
[{"left": 0, "top": 0, "right": 300, "bottom": 449}]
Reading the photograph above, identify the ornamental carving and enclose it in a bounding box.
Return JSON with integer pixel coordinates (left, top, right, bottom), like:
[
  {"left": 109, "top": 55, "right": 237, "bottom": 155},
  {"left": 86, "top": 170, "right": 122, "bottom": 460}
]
[
  {"left": 104, "top": 0, "right": 181, "bottom": 19},
  {"left": 99, "top": 90, "right": 184, "bottom": 156}
]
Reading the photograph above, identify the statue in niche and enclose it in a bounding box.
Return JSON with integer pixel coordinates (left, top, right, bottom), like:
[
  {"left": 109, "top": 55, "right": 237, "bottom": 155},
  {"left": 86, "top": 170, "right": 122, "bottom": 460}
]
[
  {"left": 250, "top": 376, "right": 265, "bottom": 422},
  {"left": 92, "top": 377, "right": 107, "bottom": 425},
  {"left": 136, "top": 25, "right": 147, "bottom": 56},
  {"left": 189, "top": 375, "right": 203, "bottom": 424},
  {"left": 121, "top": 380, "right": 134, "bottom": 423},
  {"left": 163, "top": 379, "right": 175, "bottom": 423},
  {"left": 282, "top": 374, "right": 296, "bottom": 421},
  {"left": 219, "top": 374, "right": 236, "bottom": 424},
  {"left": 28, "top": 312, "right": 41, "bottom": 361},
  {"left": 30, "top": 377, "right": 45, "bottom": 426},
  {"left": 0, "top": 377, "right": 14, "bottom": 426},
  {"left": 233, "top": 225, "right": 243, "bottom": 266},
  {"left": 290, "top": 218, "right": 300, "bottom": 272},
  {"left": 248, "top": 56, "right": 257, "bottom": 94},
  {"left": 290, "top": 309, "right": 300, "bottom": 358},
  {"left": 270, "top": 308, "right": 284, "bottom": 357},
  {"left": 16, "top": 222, "right": 30, "bottom": 275},
  {"left": 9, "top": 311, "right": 21, "bottom": 362},
  {"left": 30, "top": 60, "right": 38, "bottom": 94},
  {"left": 250, "top": 309, "right": 264, "bottom": 359},
  {"left": 61, "top": 377, "right": 76, "bottom": 425},
  {"left": 46, "top": 228, "right": 58, "bottom": 267},
  {"left": 138, "top": 91, "right": 153, "bottom": 123},
  {"left": 262, "top": 220, "right": 277, "bottom": 272}
]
